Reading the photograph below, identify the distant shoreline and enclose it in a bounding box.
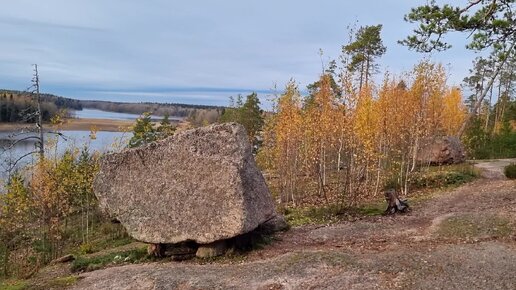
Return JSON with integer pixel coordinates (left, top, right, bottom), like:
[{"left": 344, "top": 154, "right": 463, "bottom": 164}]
[{"left": 0, "top": 118, "right": 136, "bottom": 132}]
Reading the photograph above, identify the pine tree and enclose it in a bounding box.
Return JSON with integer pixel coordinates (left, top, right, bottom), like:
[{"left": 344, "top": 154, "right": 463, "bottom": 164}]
[
  {"left": 401, "top": 0, "right": 516, "bottom": 137},
  {"left": 220, "top": 92, "right": 264, "bottom": 144},
  {"left": 129, "top": 112, "right": 157, "bottom": 148},
  {"left": 157, "top": 113, "right": 175, "bottom": 138},
  {"left": 343, "top": 24, "right": 387, "bottom": 90}
]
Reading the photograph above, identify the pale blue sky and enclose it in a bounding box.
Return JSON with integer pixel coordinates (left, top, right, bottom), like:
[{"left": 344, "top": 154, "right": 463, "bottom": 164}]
[{"left": 0, "top": 1, "right": 481, "bottom": 106}]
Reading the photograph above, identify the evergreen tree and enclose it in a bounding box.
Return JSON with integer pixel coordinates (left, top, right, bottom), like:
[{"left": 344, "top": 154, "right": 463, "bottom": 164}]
[
  {"left": 220, "top": 92, "right": 264, "bottom": 143},
  {"left": 240, "top": 92, "right": 264, "bottom": 142},
  {"left": 343, "top": 24, "right": 387, "bottom": 90},
  {"left": 401, "top": 0, "right": 516, "bottom": 136},
  {"left": 129, "top": 112, "right": 157, "bottom": 148},
  {"left": 157, "top": 113, "right": 175, "bottom": 138}
]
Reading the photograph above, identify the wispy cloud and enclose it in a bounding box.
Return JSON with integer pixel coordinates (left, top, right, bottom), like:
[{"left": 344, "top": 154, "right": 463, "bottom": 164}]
[
  {"left": 0, "top": 16, "right": 105, "bottom": 32},
  {"left": 0, "top": 0, "right": 475, "bottom": 106}
]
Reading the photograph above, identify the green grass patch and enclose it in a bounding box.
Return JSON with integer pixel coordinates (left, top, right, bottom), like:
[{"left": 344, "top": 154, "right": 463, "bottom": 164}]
[
  {"left": 355, "top": 202, "right": 385, "bottom": 216},
  {"left": 409, "top": 163, "right": 479, "bottom": 190},
  {"left": 71, "top": 247, "right": 148, "bottom": 273},
  {"left": 67, "top": 232, "right": 134, "bottom": 257},
  {"left": 436, "top": 214, "right": 513, "bottom": 239},
  {"left": 504, "top": 163, "right": 516, "bottom": 179},
  {"left": 88, "top": 235, "right": 134, "bottom": 253},
  {"left": 284, "top": 201, "right": 385, "bottom": 227},
  {"left": 47, "top": 276, "right": 79, "bottom": 288},
  {"left": 284, "top": 205, "right": 341, "bottom": 227},
  {"left": 0, "top": 280, "right": 27, "bottom": 290}
]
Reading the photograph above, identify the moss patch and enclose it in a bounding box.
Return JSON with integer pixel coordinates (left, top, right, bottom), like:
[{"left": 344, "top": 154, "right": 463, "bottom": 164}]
[
  {"left": 284, "top": 205, "right": 341, "bottom": 227},
  {"left": 409, "top": 166, "right": 479, "bottom": 189},
  {"left": 436, "top": 214, "right": 513, "bottom": 239},
  {"left": 0, "top": 280, "right": 28, "bottom": 290},
  {"left": 284, "top": 201, "right": 386, "bottom": 227},
  {"left": 355, "top": 202, "right": 385, "bottom": 216},
  {"left": 47, "top": 276, "right": 79, "bottom": 288}
]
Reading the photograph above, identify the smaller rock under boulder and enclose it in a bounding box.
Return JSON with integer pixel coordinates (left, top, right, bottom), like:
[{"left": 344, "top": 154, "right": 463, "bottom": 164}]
[
  {"left": 148, "top": 242, "right": 198, "bottom": 260},
  {"left": 196, "top": 240, "right": 227, "bottom": 258},
  {"left": 417, "top": 136, "right": 466, "bottom": 165},
  {"left": 258, "top": 215, "right": 290, "bottom": 234}
]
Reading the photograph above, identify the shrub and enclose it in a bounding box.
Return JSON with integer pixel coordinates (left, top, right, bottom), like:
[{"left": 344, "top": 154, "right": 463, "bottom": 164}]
[
  {"left": 79, "top": 243, "right": 94, "bottom": 255},
  {"left": 408, "top": 164, "right": 479, "bottom": 189},
  {"left": 504, "top": 163, "right": 516, "bottom": 179}
]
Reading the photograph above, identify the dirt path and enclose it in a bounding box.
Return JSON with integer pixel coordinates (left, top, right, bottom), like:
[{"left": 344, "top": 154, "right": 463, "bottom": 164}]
[
  {"left": 473, "top": 158, "right": 516, "bottom": 179},
  {"left": 70, "top": 163, "right": 516, "bottom": 290}
]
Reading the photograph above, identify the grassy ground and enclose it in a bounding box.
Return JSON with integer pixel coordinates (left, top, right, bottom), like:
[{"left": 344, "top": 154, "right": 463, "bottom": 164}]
[
  {"left": 0, "top": 163, "right": 485, "bottom": 289},
  {"left": 69, "top": 174, "right": 516, "bottom": 289},
  {"left": 284, "top": 163, "right": 480, "bottom": 227},
  {"left": 436, "top": 213, "right": 513, "bottom": 239},
  {"left": 71, "top": 246, "right": 148, "bottom": 273},
  {"left": 0, "top": 280, "right": 28, "bottom": 290}
]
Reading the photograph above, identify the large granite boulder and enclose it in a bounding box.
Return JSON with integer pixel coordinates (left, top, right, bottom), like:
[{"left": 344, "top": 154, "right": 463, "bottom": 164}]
[
  {"left": 417, "top": 136, "right": 466, "bottom": 165},
  {"left": 94, "top": 123, "right": 276, "bottom": 244}
]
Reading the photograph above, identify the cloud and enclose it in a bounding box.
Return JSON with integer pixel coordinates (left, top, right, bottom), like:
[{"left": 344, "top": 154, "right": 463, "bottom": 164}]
[
  {"left": 0, "top": 1, "right": 478, "bottom": 106},
  {"left": 0, "top": 16, "right": 104, "bottom": 32}
]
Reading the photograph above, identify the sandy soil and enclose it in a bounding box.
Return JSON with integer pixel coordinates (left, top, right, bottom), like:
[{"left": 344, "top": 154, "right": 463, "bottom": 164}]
[{"left": 38, "top": 161, "right": 516, "bottom": 289}]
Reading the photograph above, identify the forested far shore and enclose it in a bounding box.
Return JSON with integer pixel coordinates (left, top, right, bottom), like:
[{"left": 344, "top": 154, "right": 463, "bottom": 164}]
[{"left": 0, "top": 89, "right": 224, "bottom": 124}]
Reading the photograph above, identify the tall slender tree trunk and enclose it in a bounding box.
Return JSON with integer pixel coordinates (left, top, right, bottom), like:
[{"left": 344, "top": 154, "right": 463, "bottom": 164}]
[
  {"left": 365, "top": 55, "right": 370, "bottom": 88},
  {"left": 374, "top": 139, "right": 383, "bottom": 196},
  {"left": 484, "top": 85, "right": 493, "bottom": 131},
  {"left": 457, "top": 41, "right": 516, "bottom": 137},
  {"left": 3, "top": 244, "right": 9, "bottom": 277},
  {"left": 34, "top": 64, "right": 44, "bottom": 160},
  {"left": 494, "top": 81, "right": 502, "bottom": 132},
  {"left": 411, "top": 134, "right": 419, "bottom": 172},
  {"left": 359, "top": 62, "right": 365, "bottom": 91}
]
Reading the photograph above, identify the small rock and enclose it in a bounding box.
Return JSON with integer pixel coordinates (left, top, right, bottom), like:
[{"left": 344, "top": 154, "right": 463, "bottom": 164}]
[
  {"left": 258, "top": 215, "right": 289, "bottom": 234},
  {"left": 165, "top": 242, "right": 197, "bottom": 261},
  {"left": 147, "top": 243, "right": 164, "bottom": 257},
  {"left": 196, "top": 240, "right": 227, "bottom": 258}
]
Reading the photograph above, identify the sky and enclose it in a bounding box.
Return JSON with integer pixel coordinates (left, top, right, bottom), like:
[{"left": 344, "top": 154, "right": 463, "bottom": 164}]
[{"left": 0, "top": 0, "right": 483, "bottom": 107}]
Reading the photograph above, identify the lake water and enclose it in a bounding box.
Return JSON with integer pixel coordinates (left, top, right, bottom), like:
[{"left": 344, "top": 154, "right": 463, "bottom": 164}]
[
  {"left": 0, "top": 109, "right": 145, "bottom": 182},
  {"left": 0, "top": 109, "right": 187, "bottom": 182},
  {"left": 73, "top": 108, "right": 182, "bottom": 121},
  {"left": 0, "top": 130, "right": 131, "bottom": 181}
]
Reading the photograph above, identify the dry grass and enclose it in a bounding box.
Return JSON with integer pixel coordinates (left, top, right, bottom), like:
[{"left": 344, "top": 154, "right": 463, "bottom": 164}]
[
  {"left": 1, "top": 118, "right": 133, "bottom": 132},
  {"left": 1, "top": 118, "right": 185, "bottom": 132},
  {"left": 56, "top": 118, "right": 135, "bottom": 132}
]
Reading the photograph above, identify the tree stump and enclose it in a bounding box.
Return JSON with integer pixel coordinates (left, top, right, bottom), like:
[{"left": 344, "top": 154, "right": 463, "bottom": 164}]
[{"left": 384, "top": 189, "right": 409, "bottom": 215}]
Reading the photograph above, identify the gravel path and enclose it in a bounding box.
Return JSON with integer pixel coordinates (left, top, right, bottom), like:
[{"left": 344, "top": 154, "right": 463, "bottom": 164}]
[
  {"left": 473, "top": 158, "right": 516, "bottom": 179},
  {"left": 71, "top": 162, "right": 516, "bottom": 290}
]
